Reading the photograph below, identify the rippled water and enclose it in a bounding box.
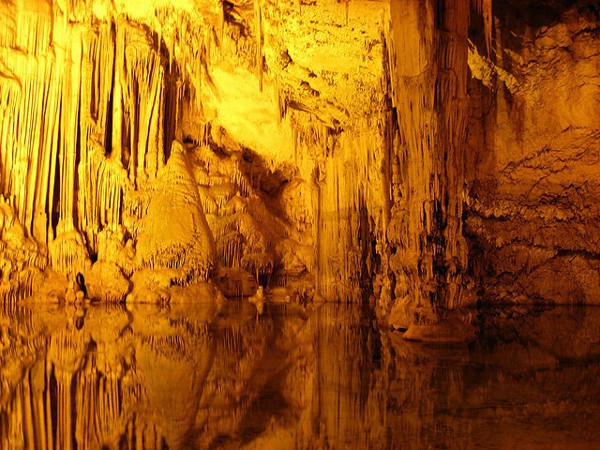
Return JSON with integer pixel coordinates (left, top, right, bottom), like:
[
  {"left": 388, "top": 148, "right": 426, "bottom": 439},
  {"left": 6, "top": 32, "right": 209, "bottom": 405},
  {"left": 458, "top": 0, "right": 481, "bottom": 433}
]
[{"left": 1, "top": 301, "right": 599, "bottom": 449}]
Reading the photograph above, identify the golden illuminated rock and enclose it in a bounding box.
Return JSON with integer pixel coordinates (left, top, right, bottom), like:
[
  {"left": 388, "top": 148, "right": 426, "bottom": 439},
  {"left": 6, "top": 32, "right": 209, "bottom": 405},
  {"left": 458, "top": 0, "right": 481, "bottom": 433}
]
[{"left": 0, "top": 0, "right": 597, "bottom": 326}]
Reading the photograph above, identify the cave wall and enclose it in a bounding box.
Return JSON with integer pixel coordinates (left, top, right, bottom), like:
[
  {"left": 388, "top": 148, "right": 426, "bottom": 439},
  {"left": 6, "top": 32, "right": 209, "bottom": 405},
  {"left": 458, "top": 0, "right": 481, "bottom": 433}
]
[
  {"left": 0, "top": 0, "right": 392, "bottom": 303},
  {"left": 0, "top": 0, "right": 597, "bottom": 310},
  {"left": 465, "top": 1, "right": 600, "bottom": 305},
  {"left": 385, "top": 0, "right": 599, "bottom": 325}
]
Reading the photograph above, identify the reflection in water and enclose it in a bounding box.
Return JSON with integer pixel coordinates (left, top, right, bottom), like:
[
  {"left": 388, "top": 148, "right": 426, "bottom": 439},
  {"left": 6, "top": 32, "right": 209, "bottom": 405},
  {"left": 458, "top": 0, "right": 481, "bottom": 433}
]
[{"left": 1, "top": 301, "right": 599, "bottom": 449}]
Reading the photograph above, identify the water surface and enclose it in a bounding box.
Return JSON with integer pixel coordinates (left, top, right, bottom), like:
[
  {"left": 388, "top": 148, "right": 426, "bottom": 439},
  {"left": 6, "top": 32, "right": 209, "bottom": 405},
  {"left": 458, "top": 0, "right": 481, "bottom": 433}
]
[{"left": 1, "top": 301, "right": 599, "bottom": 449}]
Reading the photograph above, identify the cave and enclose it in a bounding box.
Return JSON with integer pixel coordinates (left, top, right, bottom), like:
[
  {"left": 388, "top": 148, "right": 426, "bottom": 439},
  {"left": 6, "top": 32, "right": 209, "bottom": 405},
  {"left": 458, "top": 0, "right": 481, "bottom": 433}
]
[{"left": 0, "top": 0, "right": 599, "bottom": 448}]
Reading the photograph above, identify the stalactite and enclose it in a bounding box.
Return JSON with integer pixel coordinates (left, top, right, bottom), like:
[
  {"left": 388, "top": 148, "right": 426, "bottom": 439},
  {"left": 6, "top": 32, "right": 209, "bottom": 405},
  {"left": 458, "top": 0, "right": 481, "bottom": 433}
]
[
  {"left": 254, "top": 0, "right": 263, "bottom": 91},
  {"left": 472, "top": 0, "right": 493, "bottom": 55},
  {"left": 77, "top": 140, "right": 128, "bottom": 254},
  {"left": 116, "top": 23, "right": 168, "bottom": 186}
]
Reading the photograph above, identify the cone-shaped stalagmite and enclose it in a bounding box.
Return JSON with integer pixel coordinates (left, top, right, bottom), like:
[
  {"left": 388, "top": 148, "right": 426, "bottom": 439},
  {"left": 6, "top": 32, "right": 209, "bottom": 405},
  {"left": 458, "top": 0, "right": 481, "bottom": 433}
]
[{"left": 136, "top": 140, "right": 216, "bottom": 281}]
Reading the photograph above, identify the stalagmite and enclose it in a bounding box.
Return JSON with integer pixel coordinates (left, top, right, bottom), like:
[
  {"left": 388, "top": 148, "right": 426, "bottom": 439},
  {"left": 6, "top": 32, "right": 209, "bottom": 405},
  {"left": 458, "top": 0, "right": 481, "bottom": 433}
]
[{"left": 136, "top": 141, "right": 216, "bottom": 282}]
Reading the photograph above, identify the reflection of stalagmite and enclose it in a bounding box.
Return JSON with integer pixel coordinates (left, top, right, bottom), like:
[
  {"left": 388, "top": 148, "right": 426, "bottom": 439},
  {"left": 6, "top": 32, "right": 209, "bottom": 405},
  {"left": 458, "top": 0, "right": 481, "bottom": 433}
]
[{"left": 129, "top": 302, "right": 226, "bottom": 449}]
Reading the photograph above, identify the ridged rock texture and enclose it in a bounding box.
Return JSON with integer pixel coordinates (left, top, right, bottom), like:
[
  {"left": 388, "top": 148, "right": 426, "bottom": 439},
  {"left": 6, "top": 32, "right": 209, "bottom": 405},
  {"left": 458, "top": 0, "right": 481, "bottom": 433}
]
[
  {"left": 0, "top": 0, "right": 598, "bottom": 319},
  {"left": 465, "top": 1, "right": 600, "bottom": 307}
]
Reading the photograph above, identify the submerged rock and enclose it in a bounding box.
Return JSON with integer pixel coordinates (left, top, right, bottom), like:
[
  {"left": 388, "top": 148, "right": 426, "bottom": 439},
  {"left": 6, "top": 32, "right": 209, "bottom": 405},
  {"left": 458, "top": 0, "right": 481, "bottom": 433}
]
[{"left": 404, "top": 317, "right": 477, "bottom": 344}]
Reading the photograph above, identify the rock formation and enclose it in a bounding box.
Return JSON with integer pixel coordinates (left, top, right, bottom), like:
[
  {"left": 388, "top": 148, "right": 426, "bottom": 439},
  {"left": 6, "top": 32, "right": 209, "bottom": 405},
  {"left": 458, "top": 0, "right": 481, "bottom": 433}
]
[{"left": 0, "top": 0, "right": 597, "bottom": 328}]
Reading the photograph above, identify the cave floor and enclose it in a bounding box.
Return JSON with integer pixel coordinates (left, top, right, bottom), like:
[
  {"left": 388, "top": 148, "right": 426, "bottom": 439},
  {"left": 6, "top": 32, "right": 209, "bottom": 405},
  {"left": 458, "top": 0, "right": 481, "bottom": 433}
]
[{"left": 1, "top": 301, "right": 599, "bottom": 449}]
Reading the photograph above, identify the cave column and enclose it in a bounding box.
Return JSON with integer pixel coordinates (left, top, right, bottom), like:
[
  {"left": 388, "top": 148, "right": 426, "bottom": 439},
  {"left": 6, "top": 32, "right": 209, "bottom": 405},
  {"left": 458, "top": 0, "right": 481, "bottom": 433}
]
[{"left": 389, "top": 0, "right": 471, "bottom": 320}]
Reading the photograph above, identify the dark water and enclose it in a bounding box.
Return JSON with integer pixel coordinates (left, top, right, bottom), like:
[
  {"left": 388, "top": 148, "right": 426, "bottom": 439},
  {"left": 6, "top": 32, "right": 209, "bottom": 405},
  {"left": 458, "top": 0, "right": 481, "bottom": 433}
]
[{"left": 1, "top": 301, "right": 599, "bottom": 449}]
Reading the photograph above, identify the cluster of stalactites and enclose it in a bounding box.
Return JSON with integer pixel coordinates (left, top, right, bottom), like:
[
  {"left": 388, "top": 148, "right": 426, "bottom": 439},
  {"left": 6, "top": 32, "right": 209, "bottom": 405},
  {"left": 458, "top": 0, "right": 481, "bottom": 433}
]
[
  {"left": 0, "top": 2, "right": 175, "bottom": 275},
  {"left": 191, "top": 142, "right": 277, "bottom": 283},
  {"left": 286, "top": 111, "right": 390, "bottom": 300}
]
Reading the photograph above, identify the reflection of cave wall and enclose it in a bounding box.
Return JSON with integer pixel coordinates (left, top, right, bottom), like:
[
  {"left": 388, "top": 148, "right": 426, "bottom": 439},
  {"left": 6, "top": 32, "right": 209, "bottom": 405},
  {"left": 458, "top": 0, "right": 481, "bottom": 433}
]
[
  {"left": 2, "top": 303, "right": 599, "bottom": 449},
  {"left": 0, "top": 302, "right": 277, "bottom": 449}
]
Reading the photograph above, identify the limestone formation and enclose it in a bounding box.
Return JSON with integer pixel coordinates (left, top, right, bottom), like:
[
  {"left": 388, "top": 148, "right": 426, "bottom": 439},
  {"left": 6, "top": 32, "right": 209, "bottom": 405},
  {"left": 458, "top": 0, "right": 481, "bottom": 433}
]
[{"left": 0, "top": 0, "right": 597, "bottom": 329}]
